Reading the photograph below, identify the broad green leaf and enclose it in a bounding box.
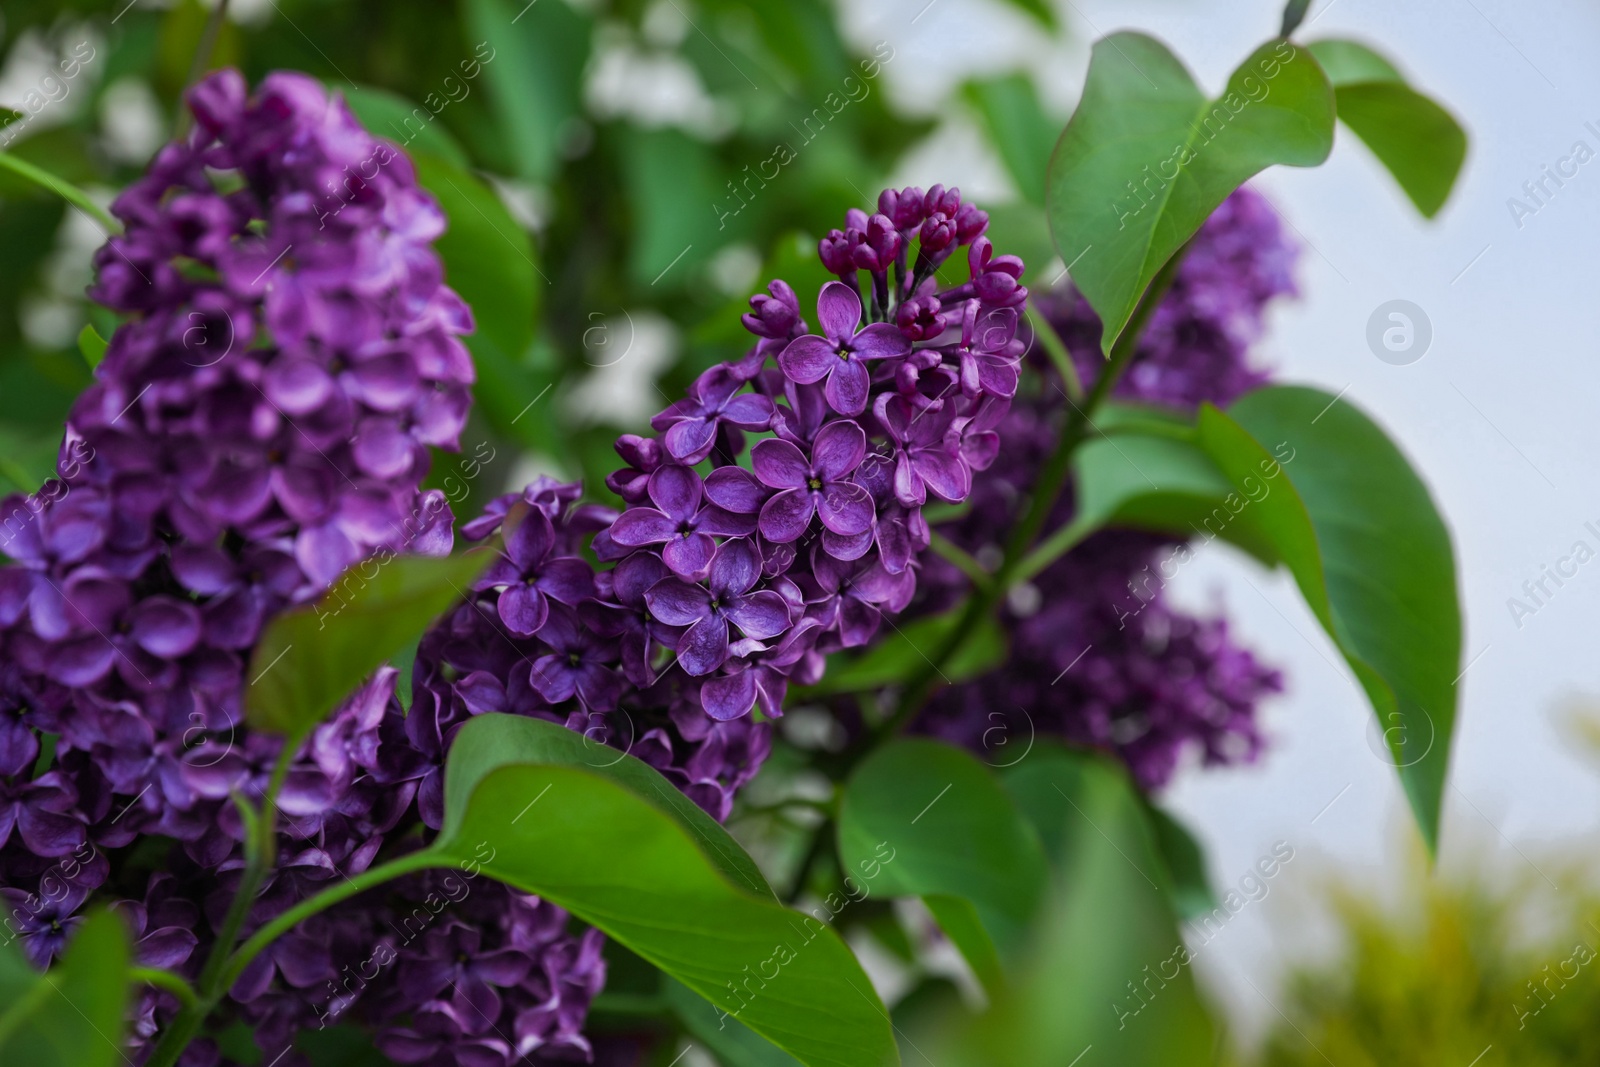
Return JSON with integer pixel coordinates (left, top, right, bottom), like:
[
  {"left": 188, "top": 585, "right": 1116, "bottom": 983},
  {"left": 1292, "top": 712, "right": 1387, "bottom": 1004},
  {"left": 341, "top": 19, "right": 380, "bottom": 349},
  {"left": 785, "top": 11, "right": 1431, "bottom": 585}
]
[
  {"left": 0, "top": 907, "right": 131, "bottom": 1067},
  {"left": 837, "top": 739, "right": 1048, "bottom": 994},
  {"left": 1201, "top": 386, "right": 1460, "bottom": 850},
  {"left": 434, "top": 714, "right": 897, "bottom": 1067},
  {"left": 409, "top": 150, "right": 546, "bottom": 448},
  {"left": 666, "top": 976, "right": 805, "bottom": 1067},
  {"left": 1145, "top": 803, "right": 1217, "bottom": 921},
  {"left": 798, "top": 606, "right": 1007, "bottom": 698},
  {"left": 1046, "top": 34, "right": 1334, "bottom": 353},
  {"left": 927, "top": 745, "right": 1215, "bottom": 1066},
  {"left": 1308, "top": 39, "right": 1467, "bottom": 217},
  {"left": 995, "top": 0, "right": 1058, "bottom": 30},
  {"left": 246, "top": 552, "right": 489, "bottom": 739},
  {"left": 441, "top": 713, "right": 772, "bottom": 898},
  {"left": 964, "top": 75, "right": 1058, "bottom": 205},
  {"left": 620, "top": 127, "right": 721, "bottom": 288},
  {"left": 464, "top": 0, "right": 589, "bottom": 183},
  {"left": 340, "top": 85, "right": 470, "bottom": 167},
  {"left": 76, "top": 323, "right": 107, "bottom": 371}
]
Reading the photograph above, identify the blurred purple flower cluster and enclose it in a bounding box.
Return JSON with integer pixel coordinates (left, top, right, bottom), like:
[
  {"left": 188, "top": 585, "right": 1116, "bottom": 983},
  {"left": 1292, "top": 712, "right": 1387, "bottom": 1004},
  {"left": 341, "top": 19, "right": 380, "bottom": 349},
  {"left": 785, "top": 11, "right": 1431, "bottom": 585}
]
[{"left": 913, "top": 188, "right": 1293, "bottom": 788}]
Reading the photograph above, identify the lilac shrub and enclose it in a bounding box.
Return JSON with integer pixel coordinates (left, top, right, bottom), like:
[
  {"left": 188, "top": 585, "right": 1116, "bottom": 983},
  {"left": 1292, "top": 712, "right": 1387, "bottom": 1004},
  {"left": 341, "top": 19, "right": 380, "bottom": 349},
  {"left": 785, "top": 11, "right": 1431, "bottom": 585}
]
[
  {"left": 913, "top": 189, "right": 1293, "bottom": 788},
  {"left": 0, "top": 65, "right": 1029, "bottom": 1064}
]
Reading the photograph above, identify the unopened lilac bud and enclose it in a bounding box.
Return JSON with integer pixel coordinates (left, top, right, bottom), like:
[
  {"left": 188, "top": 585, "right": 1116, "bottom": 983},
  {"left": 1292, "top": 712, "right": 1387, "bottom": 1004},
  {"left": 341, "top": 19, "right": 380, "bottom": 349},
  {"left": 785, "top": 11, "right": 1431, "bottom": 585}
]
[
  {"left": 742, "top": 279, "right": 805, "bottom": 340},
  {"left": 895, "top": 294, "right": 945, "bottom": 341}
]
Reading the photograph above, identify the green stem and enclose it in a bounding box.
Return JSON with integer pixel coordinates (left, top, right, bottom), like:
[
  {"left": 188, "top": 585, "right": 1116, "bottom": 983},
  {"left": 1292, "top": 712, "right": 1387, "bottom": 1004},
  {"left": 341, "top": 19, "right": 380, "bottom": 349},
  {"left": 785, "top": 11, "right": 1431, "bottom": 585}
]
[
  {"left": 0, "top": 153, "right": 119, "bottom": 232},
  {"left": 173, "top": 0, "right": 230, "bottom": 140},
  {"left": 1026, "top": 304, "right": 1083, "bottom": 402},
  {"left": 876, "top": 246, "right": 1191, "bottom": 740},
  {"left": 928, "top": 532, "right": 992, "bottom": 593},
  {"left": 130, "top": 968, "right": 201, "bottom": 1014},
  {"left": 219, "top": 850, "right": 440, "bottom": 996},
  {"left": 145, "top": 737, "right": 302, "bottom": 1067}
]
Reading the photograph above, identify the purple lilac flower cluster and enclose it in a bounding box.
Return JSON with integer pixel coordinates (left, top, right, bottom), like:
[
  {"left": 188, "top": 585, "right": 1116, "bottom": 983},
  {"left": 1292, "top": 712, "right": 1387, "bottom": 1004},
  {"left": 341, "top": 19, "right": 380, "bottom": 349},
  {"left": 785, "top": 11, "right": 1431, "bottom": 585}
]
[
  {"left": 913, "top": 188, "right": 1291, "bottom": 788},
  {"left": 409, "top": 183, "right": 1027, "bottom": 823},
  {"left": 0, "top": 70, "right": 602, "bottom": 1066}
]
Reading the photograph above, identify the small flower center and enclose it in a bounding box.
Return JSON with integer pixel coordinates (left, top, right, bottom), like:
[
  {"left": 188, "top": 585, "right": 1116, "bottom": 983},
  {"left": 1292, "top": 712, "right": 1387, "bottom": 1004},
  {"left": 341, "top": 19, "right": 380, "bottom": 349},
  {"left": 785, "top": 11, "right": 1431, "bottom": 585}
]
[
  {"left": 567, "top": 652, "right": 581, "bottom": 667},
  {"left": 836, "top": 345, "right": 851, "bottom": 361},
  {"left": 808, "top": 477, "right": 823, "bottom": 491}
]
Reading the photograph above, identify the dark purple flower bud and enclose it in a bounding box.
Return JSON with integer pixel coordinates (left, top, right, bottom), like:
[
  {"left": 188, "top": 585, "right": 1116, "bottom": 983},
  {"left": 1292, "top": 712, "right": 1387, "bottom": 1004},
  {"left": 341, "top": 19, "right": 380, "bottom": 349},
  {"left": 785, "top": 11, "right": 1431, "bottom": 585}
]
[
  {"left": 895, "top": 294, "right": 946, "bottom": 342},
  {"left": 878, "top": 186, "right": 927, "bottom": 230},
  {"left": 741, "top": 280, "right": 806, "bottom": 341}
]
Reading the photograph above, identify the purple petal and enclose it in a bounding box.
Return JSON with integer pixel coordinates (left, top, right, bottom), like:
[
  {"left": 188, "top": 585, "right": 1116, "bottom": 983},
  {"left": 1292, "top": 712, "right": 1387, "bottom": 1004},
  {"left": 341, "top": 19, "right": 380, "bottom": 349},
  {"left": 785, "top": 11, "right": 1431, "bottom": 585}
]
[
  {"left": 647, "top": 465, "right": 703, "bottom": 523},
  {"left": 811, "top": 421, "right": 866, "bottom": 480},
  {"left": 851, "top": 322, "right": 913, "bottom": 361},
  {"left": 776, "top": 334, "right": 837, "bottom": 386},
  {"left": 703, "top": 467, "right": 768, "bottom": 513},
  {"left": 129, "top": 596, "right": 203, "bottom": 658},
  {"left": 505, "top": 508, "right": 554, "bottom": 570},
  {"left": 707, "top": 537, "right": 760, "bottom": 599},
  {"left": 750, "top": 439, "right": 809, "bottom": 490},
  {"left": 677, "top": 614, "right": 730, "bottom": 676},
  {"left": 818, "top": 481, "right": 874, "bottom": 536},
  {"left": 536, "top": 557, "right": 596, "bottom": 605},
  {"left": 815, "top": 280, "right": 862, "bottom": 343},
  {"left": 721, "top": 393, "right": 774, "bottom": 429},
  {"left": 352, "top": 417, "right": 414, "bottom": 479},
  {"left": 528, "top": 655, "right": 577, "bottom": 704},
  {"left": 824, "top": 357, "right": 871, "bottom": 416},
  {"left": 700, "top": 670, "right": 757, "bottom": 721},
  {"left": 497, "top": 584, "right": 549, "bottom": 636},
  {"left": 695, "top": 506, "right": 758, "bottom": 538},
  {"left": 663, "top": 418, "right": 718, "bottom": 464},
  {"left": 663, "top": 532, "right": 716, "bottom": 580},
  {"left": 724, "top": 590, "right": 790, "bottom": 640},
  {"left": 914, "top": 449, "right": 971, "bottom": 502},
  {"left": 644, "top": 579, "right": 711, "bottom": 627},
  {"left": 610, "top": 507, "right": 676, "bottom": 547},
  {"left": 757, "top": 488, "right": 815, "bottom": 543},
  {"left": 824, "top": 525, "right": 876, "bottom": 562}
]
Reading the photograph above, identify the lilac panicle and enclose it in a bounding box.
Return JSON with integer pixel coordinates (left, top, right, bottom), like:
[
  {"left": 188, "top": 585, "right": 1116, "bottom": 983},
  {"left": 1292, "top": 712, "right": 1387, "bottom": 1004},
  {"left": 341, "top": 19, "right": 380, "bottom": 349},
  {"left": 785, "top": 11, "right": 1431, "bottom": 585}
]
[
  {"left": 0, "top": 70, "right": 599, "bottom": 1066},
  {"left": 911, "top": 187, "right": 1293, "bottom": 788}
]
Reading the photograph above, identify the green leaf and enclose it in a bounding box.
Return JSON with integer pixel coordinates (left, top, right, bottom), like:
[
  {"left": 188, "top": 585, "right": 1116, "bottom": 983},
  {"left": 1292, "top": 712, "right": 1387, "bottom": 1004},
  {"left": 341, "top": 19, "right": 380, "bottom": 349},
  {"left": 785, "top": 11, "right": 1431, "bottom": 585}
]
[
  {"left": 245, "top": 552, "right": 489, "bottom": 739},
  {"left": 76, "top": 324, "right": 107, "bottom": 371},
  {"left": 837, "top": 740, "right": 1048, "bottom": 994},
  {"left": 464, "top": 0, "right": 590, "bottom": 183},
  {"left": 1046, "top": 34, "right": 1335, "bottom": 353},
  {"left": 441, "top": 713, "right": 772, "bottom": 898},
  {"left": 340, "top": 85, "right": 470, "bottom": 167},
  {"left": 995, "top": 0, "right": 1058, "bottom": 30},
  {"left": 1200, "top": 386, "right": 1460, "bottom": 850},
  {"left": 1308, "top": 39, "right": 1467, "bottom": 217},
  {"left": 409, "top": 149, "right": 548, "bottom": 449},
  {"left": 620, "top": 127, "right": 721, "bottom": 288},
  {"left": 0, "top": 151, "right": 119, "bottom": 232},
  {"left": 0, "top": 907, "right": 131, "bottom": 1067},
  {"left": 798, "top": 606, "right": 1007, "bottom": 698},
  {"left": 411, "top": 150, "right": 538, "bottom": 367},
  {"left": 432, "top": 714, "right": 898, "bottom": 1067},
  {"left": 1280, "top": 0, "right": 1313, "bottom": 37},
  {"left": 1145, "top": 803, "right": 1217, "bottom": 921},
  {"left": 964, "top": 75, "right": 1058, "bottom": 205},
  {"left": 929, "top": 745, "right": 1216, "bottom": 1066},
  {"left": 666, "top": 976, "right": 805, "bottom": 1067}
]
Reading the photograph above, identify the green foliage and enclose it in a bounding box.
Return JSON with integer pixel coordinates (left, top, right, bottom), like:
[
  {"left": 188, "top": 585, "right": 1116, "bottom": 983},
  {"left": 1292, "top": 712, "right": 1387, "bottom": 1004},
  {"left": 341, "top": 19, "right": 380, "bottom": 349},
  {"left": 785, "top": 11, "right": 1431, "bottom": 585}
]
[
  {"left": 245, "top": 552, "right": 490, "bottom": 739},
  {"left": 1146, "top": 803, "right": 1219, "bottom": 922},
  {"left": 0, "top": 907, "right": 132, "bottom": 1067},
  {"left": 433, "top": 714, "right": 899, "bottom": 1067},
  {"left": 915, "top": 745, "right": 1217, "bottom": 1065},
  {"left": 1250, "top": 853, "right": 1600, "bottom": 1067},
  {"left": 798, "top": 606, "right": 1009, "bottom": 698},
  {"left": 964, "top": 75, "right": 1059, "bottom": 205},
  {"left": 1046, "top": 34, "right": 1335, "bottom": 353},
  {"left": 76, "top": 323, "right": 107, "bottom": 371},
  {"left": 1308, "top": 39, "right": 1467, "bottom": 217},
  {"left": 1209, "top": 386, "right": 1461, "bottom": 850},
  {"left": 837, "top": 739, "right": 1050, "bottom": 994}
]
